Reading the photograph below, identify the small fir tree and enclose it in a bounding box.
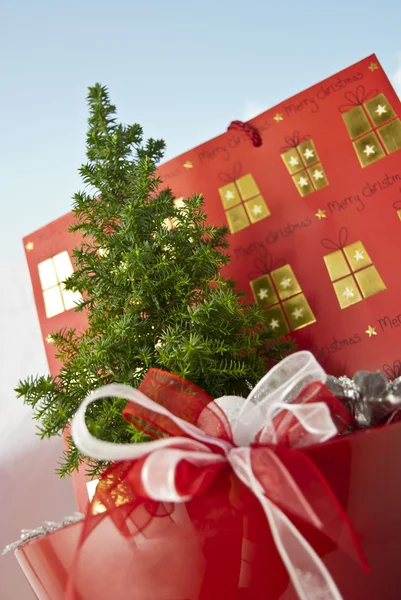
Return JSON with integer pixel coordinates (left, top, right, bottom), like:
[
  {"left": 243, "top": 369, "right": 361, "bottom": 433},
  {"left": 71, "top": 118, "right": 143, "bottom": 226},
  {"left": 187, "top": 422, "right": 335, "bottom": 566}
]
[{"left": 16, "top": 84, "right": 293, "bottom": 477}]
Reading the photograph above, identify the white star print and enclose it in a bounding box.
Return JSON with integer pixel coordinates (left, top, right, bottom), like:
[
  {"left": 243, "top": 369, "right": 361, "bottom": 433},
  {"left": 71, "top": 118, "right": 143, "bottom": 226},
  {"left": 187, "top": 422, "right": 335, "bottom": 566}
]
[
  {"left": 303, "top": 148, "right": 315, "bottom": 160},
  {"left": 258, "top": 289, "right": 268, "bottom": 300},
  {"left": 353, "top": 249, "right": 364, "bottom": 261},
  {"left": 251, "top": 204, "right": 263, "bottom": 215},
  {"left": 292, "top": 307, "right": 304, "bottom": 320},
  {"left": 375, "top": 104, "right": 387, "bottom": 116},
  {"left": 343, "top": 287, "right": 355, "bottom": 299},
  {"left": 269, "top": 318, "right": 280, "bottom": 330},
  {"left": 280, "top": 277, "right": 292, "bottom": 289},
  {"left": 363, "top": 144, "right": 376, "bottom": 157},
  {"left": 298, "top": 176, "right": 309, "bottom": 188},
  {"left": 288, "top": 156, "right": 299, "bottom": 167},
  {"left": 224, "top": 190, "right": 235, "bottom": 200},
  {"left": 312, "top": 169, "right": 324, "bottom": 181}
]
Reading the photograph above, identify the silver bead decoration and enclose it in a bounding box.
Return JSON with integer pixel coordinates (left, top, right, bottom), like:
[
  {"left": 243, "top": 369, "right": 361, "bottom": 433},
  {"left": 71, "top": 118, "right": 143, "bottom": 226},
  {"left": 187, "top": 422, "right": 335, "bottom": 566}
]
[{"left": 326, "top": 370, "right": 401, "bottom": 429}]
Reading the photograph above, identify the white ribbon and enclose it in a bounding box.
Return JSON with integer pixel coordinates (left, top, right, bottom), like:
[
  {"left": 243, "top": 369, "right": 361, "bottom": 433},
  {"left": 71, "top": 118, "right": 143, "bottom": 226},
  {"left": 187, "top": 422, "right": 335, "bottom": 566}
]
[{"left": 71, "top": 351, "right": 343, "bottom": 600}]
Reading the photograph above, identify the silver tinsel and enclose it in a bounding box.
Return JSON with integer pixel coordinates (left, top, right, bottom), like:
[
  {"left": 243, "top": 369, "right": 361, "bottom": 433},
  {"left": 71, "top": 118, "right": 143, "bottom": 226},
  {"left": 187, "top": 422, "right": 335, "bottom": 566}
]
[
  {"left": 326, "top": 371, "right": 401, "bottom": 429},
  {"left": 2, "top": 512, "right": 84, "bottom": 555}
]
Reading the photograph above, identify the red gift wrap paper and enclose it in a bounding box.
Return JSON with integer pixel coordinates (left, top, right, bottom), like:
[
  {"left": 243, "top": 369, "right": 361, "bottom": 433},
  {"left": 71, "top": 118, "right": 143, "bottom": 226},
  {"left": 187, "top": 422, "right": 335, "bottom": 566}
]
[
  {"left": 156, "top": 54, "right": 401, "bottom": 379},
  {"left": 23, "top": 55, "right": 401, "bottom": 384}
]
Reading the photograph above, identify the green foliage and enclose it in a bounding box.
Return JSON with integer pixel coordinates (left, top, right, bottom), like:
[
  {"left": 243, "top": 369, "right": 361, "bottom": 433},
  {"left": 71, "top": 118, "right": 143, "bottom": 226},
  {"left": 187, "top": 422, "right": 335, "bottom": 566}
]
[{"left": 15, "top": 84, "right": 294, "bottom": 477}]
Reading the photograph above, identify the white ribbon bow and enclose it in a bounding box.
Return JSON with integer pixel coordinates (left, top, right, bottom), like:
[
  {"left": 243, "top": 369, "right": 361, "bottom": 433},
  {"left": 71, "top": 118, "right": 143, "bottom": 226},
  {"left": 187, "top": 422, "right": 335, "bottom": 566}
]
[{"left": 72, "top": 351, "right": 344, "bottom": 600}]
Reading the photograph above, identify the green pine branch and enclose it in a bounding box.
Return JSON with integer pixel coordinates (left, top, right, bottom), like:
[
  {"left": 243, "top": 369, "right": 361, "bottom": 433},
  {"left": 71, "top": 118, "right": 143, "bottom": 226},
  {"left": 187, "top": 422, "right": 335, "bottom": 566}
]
[{"left": 15, "top": 83, "right": 295, "bottom": 477}]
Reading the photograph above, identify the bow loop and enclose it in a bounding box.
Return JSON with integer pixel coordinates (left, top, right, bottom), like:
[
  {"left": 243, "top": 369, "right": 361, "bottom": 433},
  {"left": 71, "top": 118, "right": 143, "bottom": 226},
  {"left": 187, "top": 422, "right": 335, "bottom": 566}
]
[
  {"left": 231, "top": 351, "right": 327, "bottom": 446},
  {"left": 140, "top": 448, "right": 226, "bottom": 502},
  {"left": 248, "top": 247, "right": 286, "bottom": 281},
  {"left": 338, "top": 85, "right": 379, "bottom": 112},
  {"left": 321, "top": 227, "right": 349, "bottom": 252},
  {"left": 72, "top": 384, "right": 231, "bottom": 463},
  {"left": 218, "top": 162, "right": 242, "bottom": 184},
  {"left": 258, "top": 382, "right": 350, "bottom": 447},
  {"left": 280, "top": 131, "right": 310, "bottom": 153},
  {"left": 383, "top": 360, "right": 401, "bottom": 380},
  {"left": 124, "top": 368, "right": 233, "bottom": 445}
]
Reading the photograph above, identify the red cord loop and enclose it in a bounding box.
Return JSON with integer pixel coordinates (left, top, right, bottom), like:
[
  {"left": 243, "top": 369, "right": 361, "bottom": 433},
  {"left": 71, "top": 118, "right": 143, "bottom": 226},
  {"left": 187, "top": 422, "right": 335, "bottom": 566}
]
[{"left": 227, "top": 120, "right": 262, "bottom": 147}]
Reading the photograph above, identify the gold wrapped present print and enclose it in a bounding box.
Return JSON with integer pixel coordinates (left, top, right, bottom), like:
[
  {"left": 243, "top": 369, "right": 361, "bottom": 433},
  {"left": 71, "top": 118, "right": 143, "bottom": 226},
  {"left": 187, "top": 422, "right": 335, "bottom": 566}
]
[
  {"left": 321, "top": 228, "right": 386, "bottom": 309},
  {"left": 249, "top": 253, "right": 316, "bottom": 335},
  {"left": 340, "top": 87, "right": 401, "bottom": 167},
  {"left": 280, "top": 133, "right": 329, "bottom": 197},
  {"left": 217, "top": 164, "right": 270, "bottom": 233}
]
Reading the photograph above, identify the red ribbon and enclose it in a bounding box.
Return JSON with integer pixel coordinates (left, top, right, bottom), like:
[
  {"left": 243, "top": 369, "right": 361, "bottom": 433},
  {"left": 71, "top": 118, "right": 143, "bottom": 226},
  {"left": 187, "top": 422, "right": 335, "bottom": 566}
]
[{"left": 66, "top": 370, "right": 367, "bottom": 599}]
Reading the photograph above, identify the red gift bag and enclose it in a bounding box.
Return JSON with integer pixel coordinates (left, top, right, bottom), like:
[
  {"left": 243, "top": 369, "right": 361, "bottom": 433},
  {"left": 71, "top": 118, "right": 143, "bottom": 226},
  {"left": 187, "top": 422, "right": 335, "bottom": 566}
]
[{"left": 14, "top": 419, "right": 401, "bottom": 600}]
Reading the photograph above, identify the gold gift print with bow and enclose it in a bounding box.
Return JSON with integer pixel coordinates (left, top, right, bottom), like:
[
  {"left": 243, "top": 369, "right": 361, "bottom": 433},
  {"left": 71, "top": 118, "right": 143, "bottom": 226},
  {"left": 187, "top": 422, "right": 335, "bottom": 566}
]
[
  {"left": 321, "top": 228, "right": 386, "bottom": 309},
  {"left": 340, "top": 86, "right": 401, "bottom": 167},
  {"left": 280, "top": 132, "right": 329, "bottom": 197},
  {"left": 248, "top": 251, "right": 316, "bottom": 335},
  {"left": 217, "top": 163, "right": 271, "bottom": 233}
]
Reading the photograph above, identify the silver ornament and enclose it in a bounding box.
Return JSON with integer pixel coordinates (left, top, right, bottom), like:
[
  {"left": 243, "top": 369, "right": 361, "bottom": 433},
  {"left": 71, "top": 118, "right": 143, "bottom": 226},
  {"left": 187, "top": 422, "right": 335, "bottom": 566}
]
[{"left": 327, "top": 370, "right": 401, "bottom": 430}]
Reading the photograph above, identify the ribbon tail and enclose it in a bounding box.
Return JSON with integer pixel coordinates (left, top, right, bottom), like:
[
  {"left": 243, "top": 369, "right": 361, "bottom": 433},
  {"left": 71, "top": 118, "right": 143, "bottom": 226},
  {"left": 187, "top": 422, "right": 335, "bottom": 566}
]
[
  {"left": 230, "top": 447, "right": 344, "bottom": 600},
  {"left": 262, "top": 499, "right": 344, "bottom": 600},
  {"left": 275, "top": 447, "right": 367, "bottom": 572}
]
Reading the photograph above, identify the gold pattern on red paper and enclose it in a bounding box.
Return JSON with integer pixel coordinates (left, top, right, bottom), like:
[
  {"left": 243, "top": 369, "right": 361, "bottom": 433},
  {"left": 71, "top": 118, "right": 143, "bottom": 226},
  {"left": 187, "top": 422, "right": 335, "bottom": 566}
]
[
  {"left": 250, "top": 264, "right": 316, "bottom": 335},
  {"left": 323, "top": 240, "right": 386, "bottom": 309},
  {"left": 341, "top": 91, "right": 401, "bottom": 167},
  {"left": 365, "top": 325, "right": 377, "bottom": 337},
  {"left": 218, "top": 173, "right": 271, "bottom": 233},
  {"left": 281, "top": 138, "right": 329, "bottom": 197}
]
